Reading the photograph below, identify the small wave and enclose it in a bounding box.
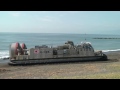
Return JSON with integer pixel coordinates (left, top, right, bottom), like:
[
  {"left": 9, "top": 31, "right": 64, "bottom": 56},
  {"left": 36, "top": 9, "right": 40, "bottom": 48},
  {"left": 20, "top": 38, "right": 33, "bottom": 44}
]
[
  {"left": 102, "top": 49, "right": 120, "bottom": 52},
  {"left": 0, "top": 51, "right": 9, "bottom": 59}
]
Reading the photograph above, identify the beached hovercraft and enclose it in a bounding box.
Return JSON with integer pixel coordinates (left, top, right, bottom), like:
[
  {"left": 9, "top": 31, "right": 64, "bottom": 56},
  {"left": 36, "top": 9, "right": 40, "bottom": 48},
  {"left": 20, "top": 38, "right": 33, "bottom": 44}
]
[{"left": 8, "top": 41, "right": 107, "bottom": 65}]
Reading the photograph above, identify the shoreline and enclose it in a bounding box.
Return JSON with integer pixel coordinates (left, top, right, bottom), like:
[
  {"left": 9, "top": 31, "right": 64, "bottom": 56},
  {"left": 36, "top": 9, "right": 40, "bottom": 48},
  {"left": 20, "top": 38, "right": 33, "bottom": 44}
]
[
  {"left": 0, "top": 50, "right": 119, "bottom": 64},
  {"left": 103, "top": 51, "right": 120, "bottom": 54},
  {"left": 0, "top": 51, "right": 120, "bottom": 79}
]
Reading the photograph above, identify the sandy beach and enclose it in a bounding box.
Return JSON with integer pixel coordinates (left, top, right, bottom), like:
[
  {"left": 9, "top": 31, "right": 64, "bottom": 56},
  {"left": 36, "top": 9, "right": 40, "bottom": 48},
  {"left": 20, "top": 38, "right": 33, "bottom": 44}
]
[{"left": 0, "top": 51, "right": 120, "bottom": 79}]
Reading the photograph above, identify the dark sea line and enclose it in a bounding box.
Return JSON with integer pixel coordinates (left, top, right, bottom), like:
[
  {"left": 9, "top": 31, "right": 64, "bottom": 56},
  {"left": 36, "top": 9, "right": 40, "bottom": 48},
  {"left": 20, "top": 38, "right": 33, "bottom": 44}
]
[{"left": 93, "top": 38, "right": 120, "bottom": 39}]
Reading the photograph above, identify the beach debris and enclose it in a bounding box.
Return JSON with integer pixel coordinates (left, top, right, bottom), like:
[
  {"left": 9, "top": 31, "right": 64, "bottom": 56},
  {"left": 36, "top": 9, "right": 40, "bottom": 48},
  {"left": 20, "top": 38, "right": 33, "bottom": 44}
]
[
  {"left": 3, "top": 57, "right": 9, "bottom": 60},
  {"left": 0, "top": 68, "right": 10, "bottom": 72}
]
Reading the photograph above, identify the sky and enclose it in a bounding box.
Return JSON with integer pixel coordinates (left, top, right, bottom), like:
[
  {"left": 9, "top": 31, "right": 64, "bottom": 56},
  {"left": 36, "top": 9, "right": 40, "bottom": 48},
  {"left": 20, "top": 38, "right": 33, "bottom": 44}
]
[{"left": 0, "top": 11, "right": 120, "bottom": 34}]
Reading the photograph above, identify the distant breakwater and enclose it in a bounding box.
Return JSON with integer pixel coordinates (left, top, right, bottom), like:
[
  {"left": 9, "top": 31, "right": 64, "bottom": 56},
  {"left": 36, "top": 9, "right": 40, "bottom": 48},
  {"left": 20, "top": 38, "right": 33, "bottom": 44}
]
[{"left": 93, "top": 38, "right": 120, "bottom": 39}]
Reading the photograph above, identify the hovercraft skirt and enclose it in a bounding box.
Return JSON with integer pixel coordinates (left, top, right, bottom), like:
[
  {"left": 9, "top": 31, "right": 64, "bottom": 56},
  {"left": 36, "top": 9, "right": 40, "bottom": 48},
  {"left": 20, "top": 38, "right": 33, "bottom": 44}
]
[{"left": 8, "top": 56, "right": 107, "bottom": 65}]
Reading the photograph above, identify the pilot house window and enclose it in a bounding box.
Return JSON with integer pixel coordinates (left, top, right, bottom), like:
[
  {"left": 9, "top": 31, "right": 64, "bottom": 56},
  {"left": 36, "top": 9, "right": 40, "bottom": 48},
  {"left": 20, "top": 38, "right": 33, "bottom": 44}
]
[{"left": 40, "top": 51, "right": 49, "bottom": 53}]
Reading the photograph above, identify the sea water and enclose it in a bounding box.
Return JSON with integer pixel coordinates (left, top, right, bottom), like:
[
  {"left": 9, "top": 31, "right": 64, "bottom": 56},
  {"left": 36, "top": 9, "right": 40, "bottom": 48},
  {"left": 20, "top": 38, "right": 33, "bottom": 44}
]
[{"left": 0, "top": 32, "right": 120, "bottom": 59}]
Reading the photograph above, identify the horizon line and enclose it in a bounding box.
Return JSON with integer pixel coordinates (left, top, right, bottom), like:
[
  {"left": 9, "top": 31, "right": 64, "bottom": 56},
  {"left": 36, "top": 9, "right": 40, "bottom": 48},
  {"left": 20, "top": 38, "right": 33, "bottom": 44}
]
[{"left": 0, "top": 31, "right": 119, "bottom": 35}]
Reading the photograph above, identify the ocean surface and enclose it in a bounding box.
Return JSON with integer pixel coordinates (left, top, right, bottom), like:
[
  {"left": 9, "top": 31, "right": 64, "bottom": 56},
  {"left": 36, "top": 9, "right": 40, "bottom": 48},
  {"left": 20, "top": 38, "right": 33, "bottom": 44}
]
[{"left": 1, "top": 32, "right": 120, "bottom": 59}]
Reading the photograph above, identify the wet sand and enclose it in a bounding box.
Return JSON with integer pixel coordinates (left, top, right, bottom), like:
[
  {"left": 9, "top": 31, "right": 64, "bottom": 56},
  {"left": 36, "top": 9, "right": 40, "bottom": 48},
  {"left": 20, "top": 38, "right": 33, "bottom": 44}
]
[{"left": 0, "top": 52, "right": 120, "bottom": 79}]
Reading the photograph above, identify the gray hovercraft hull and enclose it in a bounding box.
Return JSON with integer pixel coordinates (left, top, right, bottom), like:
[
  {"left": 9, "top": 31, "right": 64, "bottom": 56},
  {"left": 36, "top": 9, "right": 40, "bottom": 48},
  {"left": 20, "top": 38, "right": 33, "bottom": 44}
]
[{"left": 8, "top": 55, "right": 107, "bottom": 65}]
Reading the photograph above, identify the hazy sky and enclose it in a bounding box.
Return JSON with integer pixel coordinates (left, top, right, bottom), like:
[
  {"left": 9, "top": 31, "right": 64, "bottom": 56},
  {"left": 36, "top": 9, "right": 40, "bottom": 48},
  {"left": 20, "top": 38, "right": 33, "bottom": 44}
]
[{"left": 0, "top": 11, "right": 120, "bottom": 34}]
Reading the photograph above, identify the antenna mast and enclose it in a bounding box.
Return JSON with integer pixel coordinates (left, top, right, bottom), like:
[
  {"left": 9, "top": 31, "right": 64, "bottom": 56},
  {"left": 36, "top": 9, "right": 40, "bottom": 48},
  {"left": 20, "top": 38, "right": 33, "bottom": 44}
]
[{"left": 85, "top": 33, "right": 86, "bottom": 42}]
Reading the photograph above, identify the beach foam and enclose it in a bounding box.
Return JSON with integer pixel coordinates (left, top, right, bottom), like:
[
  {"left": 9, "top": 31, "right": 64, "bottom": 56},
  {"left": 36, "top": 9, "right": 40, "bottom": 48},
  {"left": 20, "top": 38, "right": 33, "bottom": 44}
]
[
  {"left": 102, "top": 49, "right": 120, "bottom": 52},
  {"left": 0, "top": 51, "right": 9, "bottom": 60}
]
